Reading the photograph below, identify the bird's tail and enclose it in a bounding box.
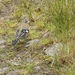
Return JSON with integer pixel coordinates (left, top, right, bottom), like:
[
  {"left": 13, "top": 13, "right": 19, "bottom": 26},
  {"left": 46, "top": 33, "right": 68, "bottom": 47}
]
[{"left": 12, "top": 38, "right": 19, "bottom": 46}]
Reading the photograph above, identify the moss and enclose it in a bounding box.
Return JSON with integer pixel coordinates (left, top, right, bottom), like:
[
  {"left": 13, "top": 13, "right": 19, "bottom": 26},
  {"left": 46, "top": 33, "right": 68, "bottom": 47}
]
[
  {"left": 40, "top": 38, "right": 52, "bottom": 46},
  {"left": 36, "top": 21, "right": 44, "bottom": 30},
  {"left": 29, "top": 30, "right": 40, "bottom": 39}
]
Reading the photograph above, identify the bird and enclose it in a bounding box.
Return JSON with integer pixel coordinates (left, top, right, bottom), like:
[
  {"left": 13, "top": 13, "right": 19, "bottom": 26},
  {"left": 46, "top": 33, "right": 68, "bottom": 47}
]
[{"left": 12, "top": 18, "right": 30, "bottom": 46}]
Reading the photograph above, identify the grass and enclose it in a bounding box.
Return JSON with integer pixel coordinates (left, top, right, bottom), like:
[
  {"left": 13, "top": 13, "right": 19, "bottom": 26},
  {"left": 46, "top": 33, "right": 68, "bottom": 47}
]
[
  {"left": 42, "top": 0, "right": 75, "bottom": 74},
  {"left": 0, "top": 0, "right": 75, "bottom": 75}
]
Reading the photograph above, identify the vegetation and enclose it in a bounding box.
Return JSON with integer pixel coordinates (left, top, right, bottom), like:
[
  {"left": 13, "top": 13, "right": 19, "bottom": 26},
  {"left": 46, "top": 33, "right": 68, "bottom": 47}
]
[{"left": 0, "top": 0, "right": 75, "bottom": 75}]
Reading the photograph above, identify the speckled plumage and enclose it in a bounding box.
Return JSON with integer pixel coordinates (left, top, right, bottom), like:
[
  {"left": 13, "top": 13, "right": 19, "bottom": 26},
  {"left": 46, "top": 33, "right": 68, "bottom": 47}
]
[{"left": 12, "top": 19, "right": 30, "bottom": 46}]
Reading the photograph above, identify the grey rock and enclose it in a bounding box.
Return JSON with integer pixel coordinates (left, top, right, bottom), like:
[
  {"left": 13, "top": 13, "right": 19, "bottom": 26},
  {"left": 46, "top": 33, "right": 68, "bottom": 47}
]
[
  {"left": 6, "top": 70, "right": 20, "bottom": 75},
  {"left": 35, "top": 66, "right": 41, "bottom": 71},
  {"left": 25, "top": 39, "right": 40, "bottom": 47},
  {"left": 43, "top": 32, "right": 50, "bottom": 38},
  {"left": 26, "top": 57, "right": 34, "bottom": 63},
  {"left": 0, "top": 45, "right": 5, "bottom": 49},
  {"left": 0, "top": 67, "right": 9, "bottom": 74},
  {"left": 0, "top": 40, "right": 6, "bottom": 44},
  {"left": 45, "top": 43, "right": 62, "bottom": 56}
]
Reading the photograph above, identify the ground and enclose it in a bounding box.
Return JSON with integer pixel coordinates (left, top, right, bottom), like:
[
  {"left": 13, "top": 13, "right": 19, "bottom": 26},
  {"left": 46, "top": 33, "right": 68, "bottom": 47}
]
[{"left": 0, "top": 0, "right": 75, "bottom": 75}]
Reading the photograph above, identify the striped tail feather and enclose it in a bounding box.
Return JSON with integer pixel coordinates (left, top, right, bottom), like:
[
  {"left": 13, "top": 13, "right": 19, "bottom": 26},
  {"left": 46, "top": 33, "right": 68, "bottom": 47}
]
[{"left": 12, "top": 38, "right": 19, "bottom": 46}]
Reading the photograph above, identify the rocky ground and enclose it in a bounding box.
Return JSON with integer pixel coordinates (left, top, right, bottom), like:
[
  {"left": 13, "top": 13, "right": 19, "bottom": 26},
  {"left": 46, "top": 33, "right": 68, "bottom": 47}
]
[
  {"left": 0, "top": 0, "right": 56, "bottom": 75},
  {"left": 0, "top": 33, "right": 58, "bottom": 75},
  {"left": 0, "top": 0, "right": 75, "bottom": 75}
]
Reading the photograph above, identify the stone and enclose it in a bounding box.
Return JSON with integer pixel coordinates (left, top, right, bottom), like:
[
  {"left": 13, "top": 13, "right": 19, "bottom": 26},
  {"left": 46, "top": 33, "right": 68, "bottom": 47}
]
[
  {"left": 25, "top": 39, "right": 40, "bottom": 47},
  {"left": 0, "top": 67, "right": 9, "bottom": 74},
  {"left": 43, "top": 32, "right": 50, "bottom": 38},
  {"left": 45, "top": 43, "right": 62, "bottom": 56},
  {"left": 35, "top": 66, "right": 41, "bottom": 71},
  {"left": 26, "top": 57, "right": 34, "bottom": 63},
  {"left": 0, "top": 40, "right": 6, "bottom": 44},
  {"left": 6, "top": 70, "right": 20, "bottom": 75},
  {"left": 0, "top": 45, "right": 5, "bottom": 49}
]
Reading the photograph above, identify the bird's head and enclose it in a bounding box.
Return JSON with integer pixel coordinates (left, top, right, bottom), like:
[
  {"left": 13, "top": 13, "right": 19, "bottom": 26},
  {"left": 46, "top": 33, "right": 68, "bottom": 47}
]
[{"left": 20, "top": 16, "right": 30, "bottom": 25}]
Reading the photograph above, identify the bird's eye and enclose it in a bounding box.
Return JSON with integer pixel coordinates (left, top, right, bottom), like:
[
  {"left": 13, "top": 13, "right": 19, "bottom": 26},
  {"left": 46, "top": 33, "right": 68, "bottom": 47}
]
[
  {"left": 24, "top": 20, "right": 27, "bottom": 23},
  {"left": 24, "top": 20, "right": 30, "bottom": 24}
]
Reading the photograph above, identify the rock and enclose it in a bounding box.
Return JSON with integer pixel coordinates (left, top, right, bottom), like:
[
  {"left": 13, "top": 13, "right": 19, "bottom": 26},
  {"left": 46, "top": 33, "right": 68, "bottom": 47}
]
[
  {"left": 6, "top": 70, "right": 20, "bottom": 75},
  {"left": 26, "top": 57, "right": 34, "bottom": 63},
  {"left": 35, "top": 66, "right": 41, "bottom": 71},
  {"left": 0, "top": 40, "right": 6, "bottom": 44},
  {"left": 25, "top": 39, "right": 40, "bottom": 47},
  {"left": 43, "top": 32, "right": 50, "bottom": 38},
  {"left": 34, "top": 65, "right": 54, "bottom": 75},
  {"left": 0, "top": 67, "right": 9, "bottom": 74},
  {"left": 45, "top": 43, "right": 62, "bottom": 56},
  {"left": 0, "top": 45, "right": 5, "bottom": 49}
]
